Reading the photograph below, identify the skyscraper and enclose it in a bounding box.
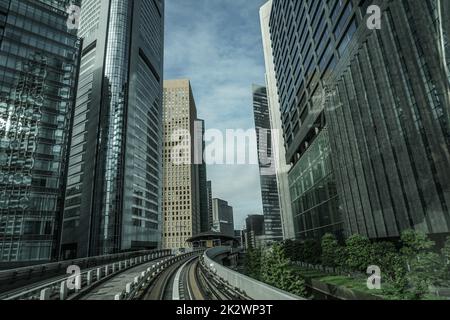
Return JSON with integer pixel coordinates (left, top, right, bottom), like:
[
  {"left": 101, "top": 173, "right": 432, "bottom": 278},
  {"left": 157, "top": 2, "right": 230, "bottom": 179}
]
[
  {"left": 197, "top": 120, "right": 209, "bottom": 233},
  {"left": 268, "top": 0, "right": 450, "bottom": 240},
  {"left": 244, "top": 214, "right": 265, "bottom": 249},
  {"left": 162, "top": 79, "right": 201, "bottom": 249},
  {"left": 259, "top": 0, "right": 295, "bottom": 240},
  {"left": 252, "top": 84, "right": 283, "bottom": 243},
  {"left": 206, "top": 180, "right": 213, "bottom": 231},
  {"left": 323, "top": 0, "right": 450, "bottom": 239},
  {"left": 60, "top": 0, "right": 165, "bottom": 259},
  {"left": 212, "top": 198, "right": 234, "bottom": 237},
  {"left": 267, "top": 0, "right": 356, "bottom": 241},
  {"left": 0, "top": 0, "right": 80, "bottom": 263}
]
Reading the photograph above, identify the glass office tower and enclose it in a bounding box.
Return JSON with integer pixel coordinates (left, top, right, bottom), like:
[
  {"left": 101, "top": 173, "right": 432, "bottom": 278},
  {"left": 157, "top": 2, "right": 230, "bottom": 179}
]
[
  {"left": 197, "top": 119, "right": 209, "bottom": 233},
  {"left": 0, "top": 0, "right": 79, "bottom": 263},
  {"left": 60, "top": 0, "right": 165, "bottom": 258},
  {"left": 252, "top": 85, "right": 283, "bottom": 242},
  {"left": 206, "top": 180, "right": 213, "bottom": 231},
  {"left": 269, "top": 0, "right": 450, "bottom": 240},
  {"left": 269, "top": 0, "right": 346, "bottom": 240},
  {"left": 323, "top": 0, "right": 450, "bottom": 240},
  {"left": 288, "top": 127, "right": 342, "bottom": 240}
]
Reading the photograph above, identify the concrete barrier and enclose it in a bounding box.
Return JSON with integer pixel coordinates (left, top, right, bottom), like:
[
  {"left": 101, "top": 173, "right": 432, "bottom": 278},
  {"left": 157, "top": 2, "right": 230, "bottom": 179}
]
[
  {"left": 40, "top": 288, "right": 51, "bottom": 300},
  {"left": 87, "top": 271, "right": 93, "bottom": 286},
  {"left": 60, "top": 282, "right": 67, "bottom": 300},
  {"left": 203, "top": 247, "right": 304, "bottom": 300}
]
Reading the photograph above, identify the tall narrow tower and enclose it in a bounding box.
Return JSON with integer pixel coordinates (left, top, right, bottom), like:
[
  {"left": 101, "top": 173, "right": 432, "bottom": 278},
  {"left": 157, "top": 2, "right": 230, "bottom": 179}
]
[
  {"left": 162, "top": 79, "right": 201, "bottom": 250},
  {"left": 60, "top": 0, "right": 165, "bottom": 258},
  {"left": 252, "top": 85, "right": 283, "bottom": 243}
]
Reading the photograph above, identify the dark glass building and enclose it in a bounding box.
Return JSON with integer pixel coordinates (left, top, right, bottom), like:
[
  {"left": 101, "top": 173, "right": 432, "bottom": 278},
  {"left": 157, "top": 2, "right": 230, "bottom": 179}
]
[
  {"left": 324, "top": 0, "right": 450, "bottom": 239},
  {"left": 0, "top": 0, "right": 79, "bottom": 263},
  {"left": 197, "top": 119, "right": 209, "bottom": 233},
  {"left": 60, "top": 0, "right": 165, "bottom": 258},
  {"left": 269, "top": 0, "right": 347, "bottom": 241},
  {"left": 244, "top": 214, "right": 265, "bottom": 249},
  {"left": 269, "top": 0, "right": 450, "bottom": 240},
  {"left": 252, "top": 85, "right": 283, "bottom": 242},
  {"left": 206, "top": 180, "right": 213, "bottom": 231},
  {"left": 212, "top": 198, "right": 234, "bottom": 237}
]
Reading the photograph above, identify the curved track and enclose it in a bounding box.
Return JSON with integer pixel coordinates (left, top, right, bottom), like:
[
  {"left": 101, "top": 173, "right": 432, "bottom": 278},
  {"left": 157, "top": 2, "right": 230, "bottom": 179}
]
[
  {"left": 141, "top": 257, "right": 192, "bottom": 300},
  {"left": 171, "top": 255, "right": 245, "bottom": 301}
]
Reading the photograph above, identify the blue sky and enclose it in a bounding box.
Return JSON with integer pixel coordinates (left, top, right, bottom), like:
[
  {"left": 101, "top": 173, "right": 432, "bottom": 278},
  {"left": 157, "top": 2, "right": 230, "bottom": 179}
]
[{"left": 164, "top": 0, "right": 268, "bottom": 229}]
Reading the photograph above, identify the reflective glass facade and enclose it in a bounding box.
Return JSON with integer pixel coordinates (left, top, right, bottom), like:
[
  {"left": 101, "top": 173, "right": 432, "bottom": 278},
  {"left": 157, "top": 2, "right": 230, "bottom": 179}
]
[
  {"left": 252, "top": 85, "right": 283, "bottom": 242},
  {"left": 269, "top": 0, "right": 353, "bottom": 240},
  {"left": 270, "top": 0, "right": 450, "bottom": 240},
  {"left": 206, "top": 180, "right": 213, "bottom": 231},
  {"left": 61, "top": 0, "right": 164, "bottom": 258},
  {"left": 198, "top": 120, "right": 209, "bottom": 233},
  {"left": 269, "top": 0, "right": 355, "bottom": 164},
  {"left": 324, "top": 0, "right": 450, "bottom": 239},
  {"left": 288, "top": 128, "right": 343, "bottom": 240},
  {"left": 0, "top": 0, "right": 79, "bottom": 262}
]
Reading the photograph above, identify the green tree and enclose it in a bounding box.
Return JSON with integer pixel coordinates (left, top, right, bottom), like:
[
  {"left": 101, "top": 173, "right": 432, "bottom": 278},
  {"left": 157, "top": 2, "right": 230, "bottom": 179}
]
[
  {"left": 302, "top": 239, "right": 321, "bottom": 264},
  {"left": 408, "top": 251, "right": 443, "bottom": 299},
  {"left": 400, "top": 230, "right": 441, "bottom": 299},
  {"left": 381, "top": 255, "right": 410, "bottom": 299},
  {"left": 321, "top": 233, "right": 345, "bottom": 268},
  {"left": 369, "top": 242, "right": 410, "bottom": 299},
  {"left": 244, "top": 248, "right": 262, "bottom": 280},
  {"left": 442, "top": 237, "right": 450, "bottom": 282},
  {"left": 345, "top": 234, "right": 373, "bottom": 272},
  {"left": 371, "top": 242, "right": 399, "bottom": 277},
  {"left": 260, "top": 243, "right": 307, "bottom": 297},
  {"left": 291, "top": 240, "right": 304, "bottom": 261},
  {"left": 282, "top": 239, "right": 295, "bottom": 261},
  {"left": 400, "top": 229, "right": 434, "bottom": 260}
]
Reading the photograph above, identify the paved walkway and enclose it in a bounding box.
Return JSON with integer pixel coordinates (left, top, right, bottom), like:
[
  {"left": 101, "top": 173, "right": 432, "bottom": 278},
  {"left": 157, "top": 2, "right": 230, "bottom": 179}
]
[{"left": 82, "top": 258, "right": 166, "bottom": 300}]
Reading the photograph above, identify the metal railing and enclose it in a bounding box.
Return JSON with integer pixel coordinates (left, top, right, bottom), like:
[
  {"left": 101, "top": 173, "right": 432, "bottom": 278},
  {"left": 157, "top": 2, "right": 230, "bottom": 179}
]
[{"left": 0, "top": 249, "right": 171, "bottom": 300}]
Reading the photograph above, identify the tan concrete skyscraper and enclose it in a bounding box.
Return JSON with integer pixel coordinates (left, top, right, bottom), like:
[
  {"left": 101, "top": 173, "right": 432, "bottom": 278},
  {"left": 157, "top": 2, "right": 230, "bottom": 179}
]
[{"left": 163, "top": 79, "right": 202, "bottom": 249}]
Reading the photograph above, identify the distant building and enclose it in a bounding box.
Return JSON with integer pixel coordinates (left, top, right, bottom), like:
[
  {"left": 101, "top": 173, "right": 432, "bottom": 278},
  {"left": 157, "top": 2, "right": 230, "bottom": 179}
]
[
  {"left": 0, "top": 0, "right": 79, "bottom": 263},
  {"left": 239, "top": 229, "right": 247, "bottom": 248},
  {"left": 162, "top": 79, "right": 202, "bottom": 249},
  {"left": 234, "top": 230, "right": 243, "bottom": 247},
  {"left": 252, "top": 85, "right": 284, "bottom": 243},
  {"left": 244, "top": 215, "right": 265, "bottom": 249},
  {"left": 206, "top": 181, "right": 213, "bottom": 230},
  {"left": 198, "top": 121, "right": 209, "bottom": 233},
  {"left": 212, "top": 198, "right": 234, "bottom": 237}
]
